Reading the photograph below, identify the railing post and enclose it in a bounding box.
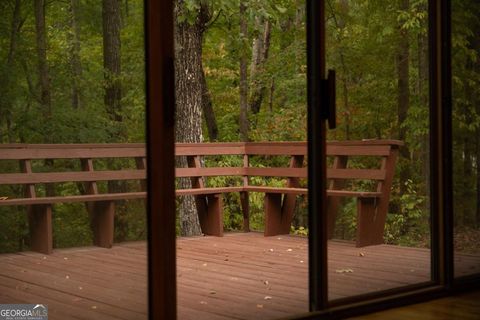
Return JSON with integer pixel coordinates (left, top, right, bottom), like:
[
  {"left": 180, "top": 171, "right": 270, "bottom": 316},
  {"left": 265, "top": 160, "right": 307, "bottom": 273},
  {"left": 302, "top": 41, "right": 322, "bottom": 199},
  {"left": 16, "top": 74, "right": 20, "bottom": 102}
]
[
  {"left": 326, "top": 155, "right": 348, "bottom": 238},
  {"left": 21, "top": 159, "right": 53, "bottom": 254},
  {"left": 241, "top": 153, "right": 250, "bottom": 232},
  {"left": 281, "top": 155, "right": 304, "bottom": 233},
  {"left": 81, "top": 158, "right": 114, "bottom": 248}
]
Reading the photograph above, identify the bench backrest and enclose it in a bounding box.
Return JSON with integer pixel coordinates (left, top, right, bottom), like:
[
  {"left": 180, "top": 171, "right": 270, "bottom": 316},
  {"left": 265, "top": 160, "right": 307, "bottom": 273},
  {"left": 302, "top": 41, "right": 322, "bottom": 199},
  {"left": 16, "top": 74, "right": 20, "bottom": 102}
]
[
  {"left": 0, "top": 144, "right": 147, "bottom": 203},
  {"left": 0, "top": 141, "right": 402, "bottom": 201}
]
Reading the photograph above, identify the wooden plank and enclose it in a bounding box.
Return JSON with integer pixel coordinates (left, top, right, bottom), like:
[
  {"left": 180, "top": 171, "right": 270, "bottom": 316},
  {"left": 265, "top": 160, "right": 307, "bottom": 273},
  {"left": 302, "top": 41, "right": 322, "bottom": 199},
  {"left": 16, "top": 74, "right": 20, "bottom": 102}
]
[
  {"left": 0, "top": 146, "right": 145, "bottom": 160},
  {"left": 245, "top": 186, "right": 307, "bottom": 194},
  {"left": 327, "top": 168, "right": 386, "bottom": 180},
  {"left": 176, "top": 143, "right": 245, "bottom": 156},
  {"left": 241, "top": 154, "right": 250, "bottom": 232},
  {"left": 176, "top": 167, "right": 244, "bottom": 178},
  {"left": 327, "top": 190, "right": 382, "bottom": 198},
  {"left": 0, "top": 192, "right": 147, "bottom": 206},
  {"left": 81, "top": 159, "right": 99, "bottom": 195},
  {"left": 243, "top": 167, "right": 384, "bottom": 180},
  {"left": 326, "top": 145, "right": 391, "bottom": 156},
  {"left": 176, "top": 187, "right": 244, "bottom": 196},
  {"left": 90, "top": 201, "right": 115, "bottom": 248},
  {"left": 28, "top": 204, "right": 52, "bottom": 254},
  {"left": 281, "top": 155, "right": 305, "bottom": 235},
  {"left": 0, "top": 170, "right": 146, "bottom": 185},
  {"left": 20, "top": 160, "right": 36, "bottom": 198},
  {"left": 245, "top": 144, "right": 307, "bottom": 156},
  {"left": 135, "top": 157, "right": 147, "bottom": 191},
  {"left": 327, "top": 155, "right": 348, "bottom": 239},
  {"left": 245, "top": 167, "right": 307, "bottom": 178},
  {"left": 327, "top": 140, "right": 404, "bottom": 147}
]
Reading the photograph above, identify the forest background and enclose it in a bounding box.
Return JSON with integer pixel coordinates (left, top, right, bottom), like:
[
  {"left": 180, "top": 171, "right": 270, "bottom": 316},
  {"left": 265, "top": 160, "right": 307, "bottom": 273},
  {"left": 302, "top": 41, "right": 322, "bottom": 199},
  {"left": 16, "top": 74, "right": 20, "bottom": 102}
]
[{"left": 0, "top": 0, "right": 479, "bottom": 254}]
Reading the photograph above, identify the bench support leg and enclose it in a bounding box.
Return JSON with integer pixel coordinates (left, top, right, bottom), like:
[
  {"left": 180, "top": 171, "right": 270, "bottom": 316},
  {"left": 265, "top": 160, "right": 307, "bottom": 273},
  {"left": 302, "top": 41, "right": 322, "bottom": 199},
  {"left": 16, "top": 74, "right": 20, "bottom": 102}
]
[
  {"left": 265, "top": 193, "right": 291, "bottom": 236},
  {"left": 198, "top": 194, "right": 223, "bottom": 236},
  {"left": 28, "top": 204, "right": 53, "bottom": 254},
  {"left": 240, "top": 191, "right": 250, "bottom": 232},
  {"left": 327, "top": 197, "right": 342, "bottom": 239},
  {"left": 356, "top": 198, "right": 384, "bottom": 247},
  {"left": 281, "top": 193, "right": 297, "bottom": 233},
  {"left": 90, "top": 201, "right": 115, "bottom": 248}
]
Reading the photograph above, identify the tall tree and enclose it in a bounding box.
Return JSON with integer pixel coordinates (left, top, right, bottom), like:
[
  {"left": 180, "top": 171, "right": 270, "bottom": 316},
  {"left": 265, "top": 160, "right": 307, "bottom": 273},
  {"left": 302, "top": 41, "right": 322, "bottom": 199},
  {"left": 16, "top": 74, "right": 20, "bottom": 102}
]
[
  {"left": 174, "top": 0, "right": 211, "bottom": 236},
  {"left": 249, "top": 17, "right": 271, "bottom": 114},
  {"left": 239, "top": 1, "right": 249, "bottom": 141},
  {"left": 1, "top": 0, "right": 22, "bottom": 143},
  {"left": 69, "top": 0, "right": 83, "bottom": 109},
  {"left": 34, "top": 0, "right": 52, "bottom": 142},
  {"left": 102, "top": 0, "right": 122, "bottom": 124},
  {"left": 201, "top": 67, "right": 218, "bottom": 140}
]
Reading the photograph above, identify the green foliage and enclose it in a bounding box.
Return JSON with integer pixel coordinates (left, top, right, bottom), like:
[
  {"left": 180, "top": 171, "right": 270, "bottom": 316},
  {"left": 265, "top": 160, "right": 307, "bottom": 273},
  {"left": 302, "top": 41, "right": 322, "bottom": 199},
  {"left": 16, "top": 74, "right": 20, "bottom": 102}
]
[
  {"left": 290, "top": 225, "right": 308, "bottom": 236},
  {"left": 385, "top": 179, "right": 429, "bottom": 247}
]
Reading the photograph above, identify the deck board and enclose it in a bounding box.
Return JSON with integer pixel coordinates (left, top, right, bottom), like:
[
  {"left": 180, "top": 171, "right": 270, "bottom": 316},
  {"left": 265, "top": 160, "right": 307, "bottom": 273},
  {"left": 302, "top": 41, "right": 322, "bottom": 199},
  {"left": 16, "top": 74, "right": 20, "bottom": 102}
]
[{"left": 0, "top": 232, "right": 479, "bottom": 320}]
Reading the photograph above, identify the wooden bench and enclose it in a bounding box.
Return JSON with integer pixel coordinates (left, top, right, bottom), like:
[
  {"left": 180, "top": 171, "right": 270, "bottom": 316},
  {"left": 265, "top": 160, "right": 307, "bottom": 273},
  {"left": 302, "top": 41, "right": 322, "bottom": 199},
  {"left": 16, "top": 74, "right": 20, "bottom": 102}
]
[{"left": 0, "top": 140, "right": 401, "bottom": 254}]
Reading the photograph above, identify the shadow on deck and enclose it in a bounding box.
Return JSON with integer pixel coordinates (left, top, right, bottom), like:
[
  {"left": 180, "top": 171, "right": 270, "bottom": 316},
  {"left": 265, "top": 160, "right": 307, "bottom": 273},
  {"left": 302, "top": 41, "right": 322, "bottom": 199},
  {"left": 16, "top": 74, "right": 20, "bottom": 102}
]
[{"left": 1, "top": 233, "right": 479, "bottom": 320}]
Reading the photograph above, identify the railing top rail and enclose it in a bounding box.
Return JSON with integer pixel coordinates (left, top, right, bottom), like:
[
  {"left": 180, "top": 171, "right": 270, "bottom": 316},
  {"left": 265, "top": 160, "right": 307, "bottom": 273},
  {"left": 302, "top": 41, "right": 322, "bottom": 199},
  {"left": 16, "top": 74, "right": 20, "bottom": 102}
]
[{"left": 0, "top": 140, "right": 403, "bottom": 160}]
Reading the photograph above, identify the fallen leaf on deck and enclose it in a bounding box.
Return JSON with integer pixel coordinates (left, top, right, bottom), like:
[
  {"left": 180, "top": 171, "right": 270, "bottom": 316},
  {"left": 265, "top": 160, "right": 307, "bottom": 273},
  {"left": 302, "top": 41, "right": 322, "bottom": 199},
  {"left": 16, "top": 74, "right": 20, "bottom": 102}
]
[
  {"left": 91, "top": 306, "right": 97, "bottom": 309},
  {"left": 286, "top": 248, "right": 293, "bottom": 252},
  {"left": 263, "top": 280, "right": 269, "bottom": 285},
  {"left": 78, "top": 286, "right": 83, "bottom": 290},
  {"left": 257, "top": 304, "right": 264, "bottom": 308},
  {"left": 230, "top": 277, "right": 238, "bottom": 281},
  {"left": 0, "top": 197, "right": 8, "bottom": 200},
  {"left": 264, "top": 296, "right": 272, "bottom": 300},
  {"left": 202, "top": 263, "right": 207, "bottom": 267},
  {"left": 299, "top": 260, "right": 304, "bottom": 263},
  {"left": 64, "top": 257, "right": 68, "bottom": 260},
  {"left": 359, "top": 252, "right": 365, "bottom": 257},
  {"left": 210, "top": 290, "right": 216, "bottom": 295},
  {"left": 200, "top": 301, "right": 207, "bottom": 305},
  {"left": 268, "top": 249, "right": 274, "bottom": 252},
  {"left": 335, "top": 268, "right": 354, "bottom": 273},
  {"left": 65, "top": 275, "right": 70, "bottom": 279}
]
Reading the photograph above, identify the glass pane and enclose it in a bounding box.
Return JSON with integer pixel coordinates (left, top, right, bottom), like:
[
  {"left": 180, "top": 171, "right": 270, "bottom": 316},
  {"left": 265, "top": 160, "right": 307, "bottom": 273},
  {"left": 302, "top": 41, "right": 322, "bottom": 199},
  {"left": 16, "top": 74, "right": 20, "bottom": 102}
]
[
  {"left": 325, "top": 0, "right": 431, "bottom": 300},
  {"left": 0, "top": 1, "right": 147, "bottom": 319},
  {"left": 174, "top": 1, "right": 309, "bottom": 319},
  {"left": 452, "top": 0, "right": 480, "bottom": 278}
]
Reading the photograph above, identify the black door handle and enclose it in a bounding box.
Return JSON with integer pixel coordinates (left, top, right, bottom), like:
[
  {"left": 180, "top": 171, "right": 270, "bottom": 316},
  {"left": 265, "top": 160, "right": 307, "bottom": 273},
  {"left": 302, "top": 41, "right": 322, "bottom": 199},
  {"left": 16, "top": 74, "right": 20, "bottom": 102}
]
[{"left": 319, "top": 69, "right": 336, "bottom": 129}]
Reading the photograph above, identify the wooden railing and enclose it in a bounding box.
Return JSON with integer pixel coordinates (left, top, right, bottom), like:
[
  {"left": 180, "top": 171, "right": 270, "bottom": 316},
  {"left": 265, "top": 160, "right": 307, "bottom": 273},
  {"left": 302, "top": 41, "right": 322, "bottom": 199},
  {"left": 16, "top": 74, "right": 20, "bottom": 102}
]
[{"left": 0, "top": 140, "right": 402, "bottom": 253}]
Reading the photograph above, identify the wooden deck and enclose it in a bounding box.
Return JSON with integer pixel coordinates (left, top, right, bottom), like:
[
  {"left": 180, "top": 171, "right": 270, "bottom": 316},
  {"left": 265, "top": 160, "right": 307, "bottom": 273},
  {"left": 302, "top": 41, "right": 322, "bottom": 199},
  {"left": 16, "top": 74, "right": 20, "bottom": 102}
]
[{"left": 1, "top": 233, "right": 479, "bottom": 320}]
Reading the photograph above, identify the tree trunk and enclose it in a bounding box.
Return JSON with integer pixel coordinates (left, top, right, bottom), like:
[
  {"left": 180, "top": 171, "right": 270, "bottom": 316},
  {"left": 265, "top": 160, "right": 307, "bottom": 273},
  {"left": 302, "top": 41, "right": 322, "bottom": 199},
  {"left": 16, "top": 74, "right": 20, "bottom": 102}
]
[
  {"left": 1, "top": 0, "right": 22, "bottom": 143},
  {"left": 8, "top": 0, "right": 22, "bottom": 65},
  {"left": 201, "top": 68, "right": 218, "bottom": 141},
  {"left": 397, "top": 0, "right": 410, "bottom": 196},
  {"left": 174, "top": 0, "right": 211, "bottom": 236},
  {"left": 69, "top": 0, "right": 83, "bottom": 109},
  {"left": 249, "top": 18, "right": 271, "bottom": 114},
  {"left": 102, "top": 0, "right": 122, "bottom": 123},
  {"left": 239, "top": 1, "right": 249, "bottom": 141},
  {"left": 34, "top": 0, "right": 52, "bottom": 142}
]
